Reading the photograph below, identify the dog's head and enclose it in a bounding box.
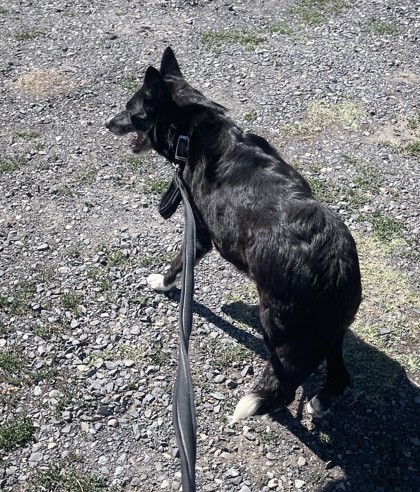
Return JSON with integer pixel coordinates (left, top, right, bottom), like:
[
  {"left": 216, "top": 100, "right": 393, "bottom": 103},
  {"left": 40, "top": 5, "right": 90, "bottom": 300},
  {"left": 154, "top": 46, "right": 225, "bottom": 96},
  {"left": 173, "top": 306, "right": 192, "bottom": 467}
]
[{"left": 105, "top": 47, "right": 226, "bottom": 156}]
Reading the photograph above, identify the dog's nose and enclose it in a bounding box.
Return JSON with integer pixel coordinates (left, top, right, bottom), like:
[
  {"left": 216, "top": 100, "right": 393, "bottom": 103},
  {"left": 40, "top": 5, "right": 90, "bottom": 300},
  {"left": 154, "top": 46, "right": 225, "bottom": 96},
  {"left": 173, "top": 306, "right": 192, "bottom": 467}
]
[{"left": 104, "top": 117, "right": 113, "bottom": 129}]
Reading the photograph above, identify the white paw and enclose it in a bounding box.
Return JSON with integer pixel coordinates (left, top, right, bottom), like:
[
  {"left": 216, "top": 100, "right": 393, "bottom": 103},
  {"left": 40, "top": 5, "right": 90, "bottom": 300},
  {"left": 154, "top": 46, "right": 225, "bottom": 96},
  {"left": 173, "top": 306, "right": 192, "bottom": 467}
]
[
  {"left": 147, "top": 274, "right": 175, "bottom": 292},
  {"left": 231, "top": 393, "right": 261, "bottom": 423},
  {"left": 306, "top": 397, "right": 331, "bottom": 418}
]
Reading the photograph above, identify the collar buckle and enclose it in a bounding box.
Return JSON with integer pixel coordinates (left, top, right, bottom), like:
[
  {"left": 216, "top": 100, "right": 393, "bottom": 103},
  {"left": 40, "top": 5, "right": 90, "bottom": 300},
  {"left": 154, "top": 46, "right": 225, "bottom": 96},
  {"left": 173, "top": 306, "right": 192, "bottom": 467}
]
[{"left": 175, "top": 135, "right": 189, "bottom": 162}]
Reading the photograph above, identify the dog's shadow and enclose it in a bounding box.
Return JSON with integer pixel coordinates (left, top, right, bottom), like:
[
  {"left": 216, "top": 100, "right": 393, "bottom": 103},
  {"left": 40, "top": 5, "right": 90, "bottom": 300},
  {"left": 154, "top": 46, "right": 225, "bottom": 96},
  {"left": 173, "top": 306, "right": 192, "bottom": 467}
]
[{"left": 183, "top": 296, "right": 419, "bottom": 491}]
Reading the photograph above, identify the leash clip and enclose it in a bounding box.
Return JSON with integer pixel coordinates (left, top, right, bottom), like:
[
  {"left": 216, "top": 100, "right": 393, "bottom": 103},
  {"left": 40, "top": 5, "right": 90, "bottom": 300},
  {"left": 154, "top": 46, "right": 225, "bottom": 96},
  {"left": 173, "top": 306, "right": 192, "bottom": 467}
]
[{"left": 175, "top": 135, "right": 189, "bottom": 162}]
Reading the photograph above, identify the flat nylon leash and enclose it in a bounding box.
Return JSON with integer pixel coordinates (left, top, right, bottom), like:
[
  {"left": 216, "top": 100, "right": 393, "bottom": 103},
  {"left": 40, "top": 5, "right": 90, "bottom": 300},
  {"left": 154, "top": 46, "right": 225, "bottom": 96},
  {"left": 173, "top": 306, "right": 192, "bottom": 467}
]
[{"left": 172, "top": 167, "right": 197, "bottom": 492}]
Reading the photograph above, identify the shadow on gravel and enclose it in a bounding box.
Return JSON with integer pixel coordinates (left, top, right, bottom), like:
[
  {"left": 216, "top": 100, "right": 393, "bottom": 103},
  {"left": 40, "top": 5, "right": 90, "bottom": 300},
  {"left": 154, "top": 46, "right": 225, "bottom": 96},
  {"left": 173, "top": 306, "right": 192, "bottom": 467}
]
[
  {"left": 170, "top": 293, "right": 268, "bottom": 359},
  {"left": 193, "top": 298, "right": 419, "bottom": 491},
  {"left": 275, "top": 337, "right": 420, "bottom": 491},
  {"left": 169, "top": 293, "right": 419, "bottom": 489}
]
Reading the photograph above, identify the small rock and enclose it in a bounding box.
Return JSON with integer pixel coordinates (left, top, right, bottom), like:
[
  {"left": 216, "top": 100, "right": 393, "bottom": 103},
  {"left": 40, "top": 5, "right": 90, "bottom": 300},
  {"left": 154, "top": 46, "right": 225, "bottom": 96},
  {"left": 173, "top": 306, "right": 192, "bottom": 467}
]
[
  {"left": 409, "top": 437, "right": 420, "bottom": 446},
  {"left": 130, "top": 325, "right": 141, "bottom": 335},
  {"left": 97, "top": 406, "right": 113, "bottom": 416},
  {"left": 226, "top": 467, "right": 240, "bottom": 477},
  {"left": 33, "top": 386, "right": 42, "bottom": 396},
  {"left": 81, "top": 422, "right": 90, "bottom": 433},
  {"left": 29, "top": 452, "right": 43, "bottom": 463},
  {"left": 37, "top": 243, "right": 49, "bottom": 251},
  {"left": 267, "top": 478, "right": 278, "bottom": 489},
  {"left": 49, "top": 390, "right": 62, "bottom": 399},
  {"left": 241, "top": 364, "right": 254, "bottom": 377},
  {"left": 107, "top": 418, "right": 119, "bottom": 427},
  {"left": 297, "top": 456, "right": 307, "bottom": 467},
  {"left": 295, "top": 479, "right": 305, "bottom": 489}
]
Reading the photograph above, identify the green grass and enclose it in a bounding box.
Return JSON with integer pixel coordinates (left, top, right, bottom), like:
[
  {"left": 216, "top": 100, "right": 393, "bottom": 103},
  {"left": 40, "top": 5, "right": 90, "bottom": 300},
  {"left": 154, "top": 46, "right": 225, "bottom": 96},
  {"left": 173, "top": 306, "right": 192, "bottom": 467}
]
[
  {"left": 288, "top": 0, "right": 351, "bottom": 26},
  {"left": 145, "top": 178, "right": 171, "bottom": 195},
  {"left": 15, "top": 29, "right": 45, "bottom": 41},
  {"left": 0, "top": 321, "right": 10, "bottom": 335},
  {"left": 30, "top": 366, "right": 59, "bottom": 384},
  {"left": 66, "top": 246, "right": 81, "bottom": 258},
  {"left": 307, "top": 177, "right": 337, "bottom": 203},
  {"left": 406, "top": 113, "right": 420, "bottom": 131},
  {"left": 15, "top": 130, "right": 40, "bottom": 140},
  {"left": 75, "top": 167, "right": 97, "bottom": 185},
  {"left": 53, "top": 388, "right": 78, "bottom": 417},
  {"left": 345, "top": 335, "right": 403, "bottom": 402},
  {"left": 124, "top": 154, "right": 152, "bottom": 171},
  {"left": 61, "top": 293, "right": 82, "bottom": 312},
  {"left": 243, "top": 110, "right": 257, "bottom": 122},
  {"left": 317, "top": 430, "right": 347, "bottom": 450},
  {"left": 342, "top": 155, "right": 381, "bottom": 195},
  {"left": 204, "top": 337, "right": 253, "bottom": 370},
  {"left": 33, "top": 141, "right": 45, "bottom": 151},
  {"left": 106, "top": 249, "right": 128, "bottom": 267},
  {"left": 55, "top": 185, "right": 73, "bottom": 197},
  {"left": 366, "top": 22, "right": 399, "bottom": 36},
  {"left": 136, "top": 252, "right": 176, "bottom": 269},
  {"left": 29, "top": 465, "right": 108, "bottom": 491},
  {"left": 86, "top": 269, "right": 111, "bottom": 291},
  {"left": 117, "top": 75, "right": 139, "bottom": 91},
  {"left": 352, "top": 234, "right": 419, "bottom": 386},
  {"left": 268, "top": 24, "right": 293, "bottom": 35},
  {"left": 372, "top": 212, "right": 402, "bottom": 242},
  {"left": 0, "top": 417, "right": 34, "bottom": 451},
  {"left": 404, "top": 140, "right": 420, "bottom": 158},
  {"left": 0, "top": 347, "right": 29, "bottom": 383},
  {"left": 0, "top": 281, "right": 36, "bottom": 316},
  {"left": 0, "top": 156, "right": 27, "bottom": 173},
  {"left": 201, "top": 30, "right": 266, "bottom": 51}
]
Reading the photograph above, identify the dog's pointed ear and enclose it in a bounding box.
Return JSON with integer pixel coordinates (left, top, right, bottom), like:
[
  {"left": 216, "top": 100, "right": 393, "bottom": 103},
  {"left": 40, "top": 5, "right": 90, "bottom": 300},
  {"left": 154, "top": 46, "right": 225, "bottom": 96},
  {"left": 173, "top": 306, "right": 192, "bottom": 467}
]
[
  {"left": 143, "top": 66, "right": 164, "bottom": 96},
  {"left": 160, "top": 47, "right": 183, "bottom": 78}
]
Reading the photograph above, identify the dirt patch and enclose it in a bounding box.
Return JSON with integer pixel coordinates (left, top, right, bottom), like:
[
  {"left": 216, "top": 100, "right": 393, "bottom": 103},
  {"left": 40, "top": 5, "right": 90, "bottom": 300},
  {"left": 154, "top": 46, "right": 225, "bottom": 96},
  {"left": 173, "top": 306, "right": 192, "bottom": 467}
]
[
  {"left": 393, "top": 70, "right": 420, "bottom": 84},
  {"left": 369, "top": 120, "right": 418, "bottom": 146},
  {"left": 7, "top": 68, "right": 79, "bottom": 100}
]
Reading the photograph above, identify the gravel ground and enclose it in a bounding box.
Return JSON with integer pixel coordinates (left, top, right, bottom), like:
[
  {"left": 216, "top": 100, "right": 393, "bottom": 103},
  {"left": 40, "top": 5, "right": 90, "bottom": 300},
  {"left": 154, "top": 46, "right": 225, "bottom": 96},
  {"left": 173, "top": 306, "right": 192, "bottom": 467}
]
[{"left": 0, "top": 1, "right": 419, "bottom": 491}]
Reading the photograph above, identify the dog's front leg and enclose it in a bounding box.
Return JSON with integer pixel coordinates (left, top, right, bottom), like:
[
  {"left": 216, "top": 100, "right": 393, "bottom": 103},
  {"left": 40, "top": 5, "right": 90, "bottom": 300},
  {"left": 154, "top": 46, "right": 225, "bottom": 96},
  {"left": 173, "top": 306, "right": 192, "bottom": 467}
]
[
  {"left": 147, "top": 249, "right": 183, "bottom": 292},
  {"left": 147, "top": 227, "right": 212, "bottom": 292}
]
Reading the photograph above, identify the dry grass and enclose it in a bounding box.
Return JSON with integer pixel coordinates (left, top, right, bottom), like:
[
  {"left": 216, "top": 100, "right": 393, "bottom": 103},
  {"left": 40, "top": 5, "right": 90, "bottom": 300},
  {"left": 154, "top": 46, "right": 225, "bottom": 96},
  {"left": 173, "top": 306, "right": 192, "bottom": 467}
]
[
  {"left": 282, "top": 100, "right": 365, "bottom": 137},
  {"left": 7, "top": 68, "right": 79, "bottom": 99},
  {"left": 353, "top": 234, "right": 419, "bottom": 379}
]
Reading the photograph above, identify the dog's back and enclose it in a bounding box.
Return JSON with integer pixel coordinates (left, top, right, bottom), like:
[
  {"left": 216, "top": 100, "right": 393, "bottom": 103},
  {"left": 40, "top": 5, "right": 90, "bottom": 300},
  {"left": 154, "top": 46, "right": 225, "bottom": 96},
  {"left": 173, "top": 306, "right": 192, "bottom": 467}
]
[{"left": 185, "top": 111, "right": 362, "bottom": 418}]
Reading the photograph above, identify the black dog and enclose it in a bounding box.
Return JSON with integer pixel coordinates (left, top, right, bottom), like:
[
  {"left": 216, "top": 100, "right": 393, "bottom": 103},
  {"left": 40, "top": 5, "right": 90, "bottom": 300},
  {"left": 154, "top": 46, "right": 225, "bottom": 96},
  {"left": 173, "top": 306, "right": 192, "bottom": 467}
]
[{"left": 106, "top": 47, "right": 362, "bottom": 421}]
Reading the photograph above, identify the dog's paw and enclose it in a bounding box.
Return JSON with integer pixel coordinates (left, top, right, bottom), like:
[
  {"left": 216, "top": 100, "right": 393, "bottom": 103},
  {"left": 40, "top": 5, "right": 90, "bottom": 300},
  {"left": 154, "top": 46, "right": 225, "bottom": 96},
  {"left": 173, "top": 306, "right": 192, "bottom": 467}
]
[
  {"left": 231, "top": 393, "right": 261, "bottom": 423},
  {"left": 147, "top": 274, "right": 175, "bottom": 292},
  {"left": 306, "top": 396, "right": 331, "bottom": 419}
]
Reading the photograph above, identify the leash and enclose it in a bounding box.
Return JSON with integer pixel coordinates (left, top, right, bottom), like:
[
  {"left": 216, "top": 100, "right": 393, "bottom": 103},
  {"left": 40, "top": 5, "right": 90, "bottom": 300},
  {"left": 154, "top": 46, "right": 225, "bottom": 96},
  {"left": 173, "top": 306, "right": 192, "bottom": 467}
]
[{"left": 159, "top": 135, "right": 197, "bottom": 492}]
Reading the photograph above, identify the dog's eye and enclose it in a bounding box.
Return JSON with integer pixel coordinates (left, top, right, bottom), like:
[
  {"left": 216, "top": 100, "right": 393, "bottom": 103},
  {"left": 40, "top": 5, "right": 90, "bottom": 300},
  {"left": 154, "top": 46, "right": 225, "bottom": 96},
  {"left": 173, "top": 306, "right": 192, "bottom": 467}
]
[{"left": 131, "top": 110, "right": 147, "bottom": 121}]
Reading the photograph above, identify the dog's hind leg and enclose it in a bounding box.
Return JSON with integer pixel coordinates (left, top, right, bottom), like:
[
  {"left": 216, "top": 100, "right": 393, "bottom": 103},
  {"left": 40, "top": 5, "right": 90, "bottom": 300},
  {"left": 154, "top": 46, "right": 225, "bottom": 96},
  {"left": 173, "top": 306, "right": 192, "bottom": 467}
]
[
  {"left": 232, "top": 349, "right": 296, "bottom": 422},
  {"left": 233, "top": 294, "right": 332, "bottom": 422},
  {"left": 148, "top": 225, "right": 212, "bottom": 292},
  {"left": 306, "top": 332, "right": 350, "bottom": 418}
]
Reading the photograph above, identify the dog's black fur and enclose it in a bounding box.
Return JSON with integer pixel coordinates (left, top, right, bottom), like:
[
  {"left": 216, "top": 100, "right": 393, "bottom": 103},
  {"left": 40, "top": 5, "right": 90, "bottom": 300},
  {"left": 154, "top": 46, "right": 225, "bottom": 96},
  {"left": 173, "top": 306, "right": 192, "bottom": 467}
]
[{"left": 106, "top": 47, "right": 362, "bottom": 420}]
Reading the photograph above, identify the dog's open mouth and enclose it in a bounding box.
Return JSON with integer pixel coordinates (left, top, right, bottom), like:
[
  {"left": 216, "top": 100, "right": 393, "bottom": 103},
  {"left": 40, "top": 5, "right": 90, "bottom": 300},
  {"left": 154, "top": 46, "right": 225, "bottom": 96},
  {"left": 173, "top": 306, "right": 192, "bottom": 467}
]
[
  {"left": 130, "top": 132, "right": 146, "bottom": 151},
  {"left": 129, "top": 131, "right": 151, "bottom": 154}
]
